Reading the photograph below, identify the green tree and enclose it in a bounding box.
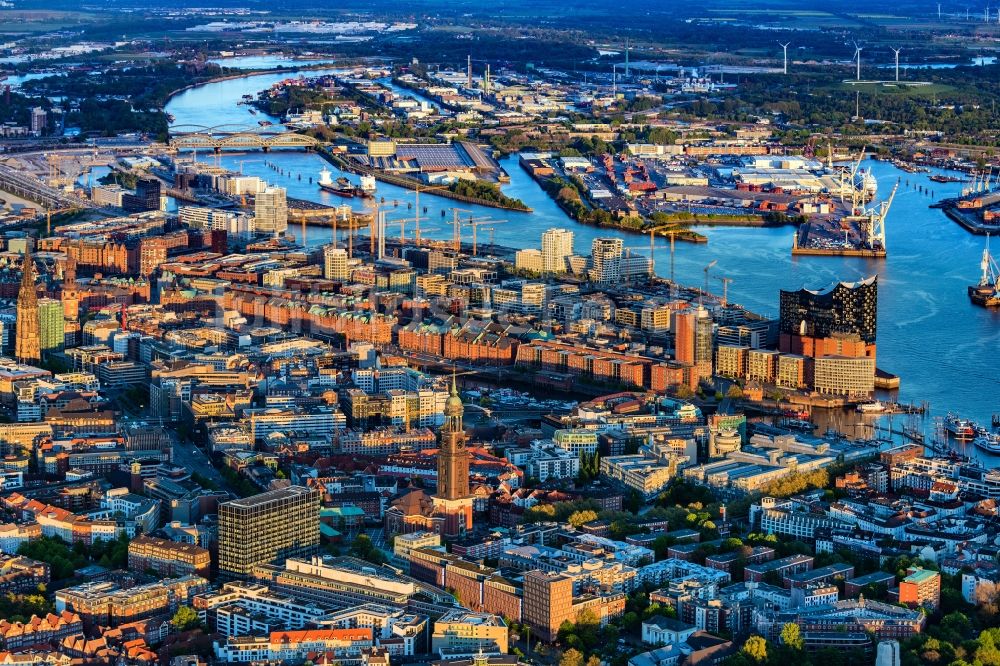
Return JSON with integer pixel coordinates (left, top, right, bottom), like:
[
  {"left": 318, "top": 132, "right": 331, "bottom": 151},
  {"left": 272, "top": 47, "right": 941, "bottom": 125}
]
[
  {"left": 171, "top": 605, "right": 201, "bottom": 632},
  {"left": 351, "top": 534, "right": 387, "bottom": 565},
  {"left": 780, "top": 623, "right": 803, "bottom": 651}
]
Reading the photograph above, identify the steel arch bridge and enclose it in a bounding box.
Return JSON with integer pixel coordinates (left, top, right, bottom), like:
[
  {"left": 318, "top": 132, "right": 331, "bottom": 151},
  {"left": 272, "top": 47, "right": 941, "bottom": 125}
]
[{"left": 169, "top": 124, "right": 322, "bottom": 151}]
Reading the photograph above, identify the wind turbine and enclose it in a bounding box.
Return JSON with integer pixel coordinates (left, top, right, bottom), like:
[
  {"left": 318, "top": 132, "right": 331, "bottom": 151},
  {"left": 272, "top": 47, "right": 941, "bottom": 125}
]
[
  {"left": 891, "top": 47, "right": 902, "bottom": 82},
  {"left": 778, "top": 41, "right": 791, "bottom": 74},
  {"left": 853, "top": 42, "right": 863, "bottom": 81}
]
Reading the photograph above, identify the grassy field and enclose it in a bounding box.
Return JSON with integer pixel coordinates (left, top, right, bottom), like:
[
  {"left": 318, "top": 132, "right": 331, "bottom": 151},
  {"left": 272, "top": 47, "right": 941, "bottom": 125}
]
[
  {"left": 836, "top": 82, "right": 956, "bottom": 97},
  {"left": 0, "top": 10, "right": 97, "bottom": 34}
]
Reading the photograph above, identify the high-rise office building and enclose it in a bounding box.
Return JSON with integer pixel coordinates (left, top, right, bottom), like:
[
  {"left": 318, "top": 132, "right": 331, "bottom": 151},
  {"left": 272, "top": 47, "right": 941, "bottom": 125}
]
[
  {"left": 673, "top": 310, "right": 695, "bottom": 365},
  {"left": 673, "top": 307, "right": 713, "bottom": 382},
  {"left": 590, "top": 237, "right": 624, "bottom": 284},
  {"left": 694, "top": 306, "right": 714, "bottom": 367},
  {"left": 218, "top": 486, "right": 320, "bottom": 580},
  {"left": 15, "top": 250, "right": 40, "bottom": 365},
  {"left": 522, "top": 570, "right": 574, "bottom": 642},
  {"left": 255, "top": 186, "right": 289, "bottom": 235},
  {"left": 30, "top": 107, "right": 46, "bottom": 135},
  {"left": 324, "top": 246, "right": 350, "bottom": 280},
  {"left": 122, "top": 178, "right": 161, "bottom": 213},
  {"left": 38, "top": 298, "right": 64, "bottom": 354},
  {"left": 432, "top": 377, "right": 473, "bottom": 538},
  {"left": 541, "top": 228, "right": 574, "bottom": 273},
  {"left": 779, "top": 276, "right": 877, "bottom": 345}
]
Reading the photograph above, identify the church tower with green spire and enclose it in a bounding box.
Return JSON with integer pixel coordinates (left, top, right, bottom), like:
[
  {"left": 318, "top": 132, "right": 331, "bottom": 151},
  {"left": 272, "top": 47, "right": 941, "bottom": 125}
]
[{"left": 433, "top": 374, "right": 474, "bottom": 537}]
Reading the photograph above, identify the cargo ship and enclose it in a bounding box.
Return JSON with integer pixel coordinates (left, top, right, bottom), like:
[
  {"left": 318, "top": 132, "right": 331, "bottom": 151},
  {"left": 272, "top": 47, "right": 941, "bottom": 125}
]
[
  {"left": 854, "top": 167, "right": 878, "bottom": 200},
  {"left": 969, "top": 237, "right": 1000, "bottom": 307},
  {"left": 930, "top": 174, "right": 964, "bottom": 183},
  {"left": 318, "top": 168, "right": 374, "bottom": 198}
]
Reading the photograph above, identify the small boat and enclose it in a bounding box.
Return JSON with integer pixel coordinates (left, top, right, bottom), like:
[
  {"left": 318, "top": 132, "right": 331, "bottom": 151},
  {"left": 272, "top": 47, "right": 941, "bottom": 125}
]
[
  {"left": 945, "top": 413, "right": 976, "bottom": 439},
  {"left": 248, "top": 108, "right": 257, "bottom": 115},
  {"left": 974, "top": 432, "right": 1000, "bottom": 454},
  {"left": 930, "top": 174, "right": 964, "bottom": 183},
  {"left": 857, "top": 400, "right": 885, "bottom": 413},
  {"left": 778, "top": 418, "right": 814, "bottom": 432},
  {"left": 969, "top": 236, "right": 1000, "bottom": 307},
  {"left": 258, "top": 120, "right": 272, "bottom": 127}
]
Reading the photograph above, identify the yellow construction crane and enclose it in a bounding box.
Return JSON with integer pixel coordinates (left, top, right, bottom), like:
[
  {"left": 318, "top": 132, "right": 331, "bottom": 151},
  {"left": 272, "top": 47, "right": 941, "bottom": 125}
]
[{"left": 46, "top": 154, "right": 78, "bottom": 189}]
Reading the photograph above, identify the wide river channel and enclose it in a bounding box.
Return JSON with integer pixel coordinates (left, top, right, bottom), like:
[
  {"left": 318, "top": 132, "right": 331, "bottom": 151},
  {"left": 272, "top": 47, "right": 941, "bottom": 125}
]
[{"left": 168, "top": 57, "right": 1000, "bottom": 452}]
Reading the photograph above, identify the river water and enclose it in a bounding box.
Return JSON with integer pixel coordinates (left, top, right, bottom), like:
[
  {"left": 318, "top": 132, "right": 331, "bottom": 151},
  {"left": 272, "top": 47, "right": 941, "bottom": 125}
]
[{"left": 165, "top": 61, "right": 1000, "bottom": 443}]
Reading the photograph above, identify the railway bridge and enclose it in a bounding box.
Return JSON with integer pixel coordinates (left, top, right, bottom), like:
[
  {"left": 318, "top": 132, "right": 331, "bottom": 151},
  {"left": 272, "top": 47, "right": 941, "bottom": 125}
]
[{"left": 169, "top": 124, "right": 323, "bottom": 151}]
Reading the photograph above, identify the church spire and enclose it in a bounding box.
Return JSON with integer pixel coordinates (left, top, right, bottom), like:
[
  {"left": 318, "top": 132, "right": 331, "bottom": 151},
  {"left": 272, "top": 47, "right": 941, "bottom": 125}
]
[
  {"left": 15, "top": 246, "right": 41, "bottom": 365},
  {"left": 444, "top": 369, "right": 464, "bottom": 433}
]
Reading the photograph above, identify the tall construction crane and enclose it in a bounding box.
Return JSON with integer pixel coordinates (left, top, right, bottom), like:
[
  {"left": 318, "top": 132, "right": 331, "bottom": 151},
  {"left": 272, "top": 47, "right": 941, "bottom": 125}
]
[
  {"left": 381, "top": 215, "right": 442, "bottom": 246},
  {"left": 464, "top": 218, "right": 506, "bottom": 256},
  {"left": 450, "top": 207, "right": 492, "bottom": 252},
  {"left": 701, "top": 260, "right": 718, "bottom": 307},
  {"left": 641, "top": 228, "right": 683, "bottom": 296},
  {"left": 403, "top": 183, "right": 452, "bottom": 244},
  {"left": 716, "top": 276, "right": 733, "bottom": 307},
  {"left": 238, "top": 159, "right": 262, "bottom": 174}
]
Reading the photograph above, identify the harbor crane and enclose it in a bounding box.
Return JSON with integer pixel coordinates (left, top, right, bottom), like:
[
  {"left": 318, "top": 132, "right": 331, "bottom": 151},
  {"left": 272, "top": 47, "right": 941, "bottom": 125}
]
[
  {"left": 978, "top": 235, "right": 1000, "bottom": 290},
  {"left": 858, "top": 179, "right": 899, "bottom": 251}
]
